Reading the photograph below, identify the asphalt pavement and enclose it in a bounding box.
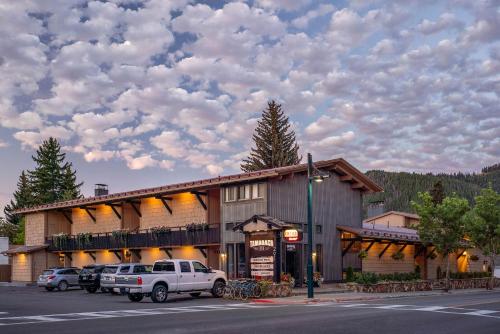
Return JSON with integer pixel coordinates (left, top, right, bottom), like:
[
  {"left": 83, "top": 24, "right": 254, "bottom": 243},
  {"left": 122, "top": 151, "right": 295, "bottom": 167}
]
[{"left": 1, "top": 286, "right": 499, "bottom": 333}]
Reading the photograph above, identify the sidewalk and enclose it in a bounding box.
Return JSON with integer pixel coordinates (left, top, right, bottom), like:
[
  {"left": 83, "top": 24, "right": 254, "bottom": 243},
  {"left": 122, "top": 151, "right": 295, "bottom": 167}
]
[{"left": 254, "top": 288, "right": 500, "bottom": 305}]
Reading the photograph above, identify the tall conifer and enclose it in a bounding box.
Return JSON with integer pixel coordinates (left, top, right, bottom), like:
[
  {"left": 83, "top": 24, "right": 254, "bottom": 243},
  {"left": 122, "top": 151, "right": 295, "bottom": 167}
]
[{"left": 241, "top": 100, "right": 301, "bottom": 172}]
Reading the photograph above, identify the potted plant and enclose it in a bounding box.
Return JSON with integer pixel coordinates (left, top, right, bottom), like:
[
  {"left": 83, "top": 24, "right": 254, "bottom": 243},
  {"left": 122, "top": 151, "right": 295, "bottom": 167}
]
[
  {"left": 281, "top": 273, "right": 296, "bottom": 288},
  {"left": 150, "top": 226, "right": 171, "bottom": 240},
  {"left": 358, "top": 250, "right": 368, "bottom": 259},
  {"left": 53, "top": 233, "right": 69, "bottom": 249},
  {"left": 111, "top": 229, "right": 129, "bottom": 247},
  {"left": 469, "top": 254, "right": 479, "bottom": 262},
  {"left": 391, "top": 252, "right": 405, "bottom": 261},
  {"left": 76, "top": 232, "right": 92, "bottom": 249}
]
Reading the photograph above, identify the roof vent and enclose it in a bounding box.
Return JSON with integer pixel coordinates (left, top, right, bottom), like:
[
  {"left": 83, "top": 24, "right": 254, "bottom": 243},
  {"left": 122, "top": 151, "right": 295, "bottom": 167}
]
[{"left": 95, "top": 184, "right": 108, "bottom": 197}]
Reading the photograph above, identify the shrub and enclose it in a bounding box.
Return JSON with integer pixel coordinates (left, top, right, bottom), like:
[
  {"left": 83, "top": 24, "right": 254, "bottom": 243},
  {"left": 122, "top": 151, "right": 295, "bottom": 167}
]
[{"left": 346, "top": 266, "right": 355, "bottom": 282}]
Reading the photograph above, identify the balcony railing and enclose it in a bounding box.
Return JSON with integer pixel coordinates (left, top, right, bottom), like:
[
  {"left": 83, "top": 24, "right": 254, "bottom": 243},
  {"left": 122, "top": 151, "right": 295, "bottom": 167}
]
[{"left": 46, "top": 224, "right": 220, "bottom": 252}]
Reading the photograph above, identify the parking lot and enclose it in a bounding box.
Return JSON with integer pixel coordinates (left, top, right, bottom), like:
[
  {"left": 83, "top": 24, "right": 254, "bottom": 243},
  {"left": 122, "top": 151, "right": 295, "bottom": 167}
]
[{"left": 2, "top": 286, "right": 500, "bottom": 334}]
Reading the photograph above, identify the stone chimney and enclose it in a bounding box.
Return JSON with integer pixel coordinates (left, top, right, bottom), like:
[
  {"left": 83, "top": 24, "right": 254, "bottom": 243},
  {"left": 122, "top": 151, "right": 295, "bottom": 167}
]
[{"left": 94, "top": 184, "right": 108, "bottom": 197}]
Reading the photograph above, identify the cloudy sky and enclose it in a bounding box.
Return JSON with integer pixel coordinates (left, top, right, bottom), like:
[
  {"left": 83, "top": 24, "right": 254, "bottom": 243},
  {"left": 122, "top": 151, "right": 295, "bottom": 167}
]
[{"left": 0, "top": 0, "right": 499, "bottom": 212}]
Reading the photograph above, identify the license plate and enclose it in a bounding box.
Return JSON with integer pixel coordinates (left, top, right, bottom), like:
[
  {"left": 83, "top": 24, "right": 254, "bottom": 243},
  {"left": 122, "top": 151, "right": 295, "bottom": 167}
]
[{"left": 81, "top": 277, "right": 87, "bottom": 280}]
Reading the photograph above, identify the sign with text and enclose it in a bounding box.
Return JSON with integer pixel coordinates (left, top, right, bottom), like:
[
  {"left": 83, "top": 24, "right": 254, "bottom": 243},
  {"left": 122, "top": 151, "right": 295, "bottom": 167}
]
[
  {"left": 283, "top": 229, "right": 302, "bottom": 242},
  {"left": 249, "top": 233, "right": 275, "bottom": 279},
  {"left": 251, "top": 263, "right": 273, "bottom": 270}
]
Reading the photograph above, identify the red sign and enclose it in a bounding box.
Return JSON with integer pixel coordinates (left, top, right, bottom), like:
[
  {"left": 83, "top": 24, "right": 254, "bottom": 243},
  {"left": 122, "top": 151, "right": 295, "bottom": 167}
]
[{"left": 284, "top": 229, "right": 302, "bottom": 242}]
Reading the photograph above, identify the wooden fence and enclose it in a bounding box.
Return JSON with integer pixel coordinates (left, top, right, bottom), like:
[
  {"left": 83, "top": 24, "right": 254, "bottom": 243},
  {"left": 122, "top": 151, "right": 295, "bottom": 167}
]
[{"left": 0, "top": 264, "right": 11, "bottom": 282}]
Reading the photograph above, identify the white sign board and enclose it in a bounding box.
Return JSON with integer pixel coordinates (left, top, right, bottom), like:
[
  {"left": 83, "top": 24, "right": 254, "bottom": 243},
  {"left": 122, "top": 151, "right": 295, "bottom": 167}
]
[
  {"left": 251, "top": 263, "right": 274, "bottom": 270},
  {"left": 250, "top": 256, "right": 274, "bottom": 263},
  {"left": 251, "top": 270, "right": 274, "bottom": 277}
]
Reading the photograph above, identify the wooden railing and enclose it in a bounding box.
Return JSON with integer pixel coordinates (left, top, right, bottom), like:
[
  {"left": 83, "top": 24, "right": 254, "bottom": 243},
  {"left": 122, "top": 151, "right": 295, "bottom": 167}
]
[{"left": 46, "top": 224, "right": 220, "bottom": 251}]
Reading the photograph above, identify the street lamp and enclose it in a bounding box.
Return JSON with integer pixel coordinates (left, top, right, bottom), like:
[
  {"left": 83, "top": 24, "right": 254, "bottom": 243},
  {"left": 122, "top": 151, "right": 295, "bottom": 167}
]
[{"left": 306, "top": 153, "right": 330, "bottom": 299}]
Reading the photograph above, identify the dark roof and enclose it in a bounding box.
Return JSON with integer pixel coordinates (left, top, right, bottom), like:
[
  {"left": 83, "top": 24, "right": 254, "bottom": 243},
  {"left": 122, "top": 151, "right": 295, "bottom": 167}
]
[
  {"left": 14, "top": 158, "right": 382, "bottom": 214},
  {"left": 2, "top": 244, "right": 48, "bottom": 255},
  {"left": 233, "top": 215, "right": 294, "bottom": 231},
  {"left": 338, "top": 223, "right": 420, "bottom": 243}
]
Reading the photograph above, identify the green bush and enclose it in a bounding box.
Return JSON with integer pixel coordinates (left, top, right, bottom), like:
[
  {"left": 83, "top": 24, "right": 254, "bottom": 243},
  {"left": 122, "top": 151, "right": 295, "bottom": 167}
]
[
  {"left": 346, "top": 267, "right": 355, "bottom": 282},
  {"left": 352, "top": 271, "right": 421, "bottom": 284}
]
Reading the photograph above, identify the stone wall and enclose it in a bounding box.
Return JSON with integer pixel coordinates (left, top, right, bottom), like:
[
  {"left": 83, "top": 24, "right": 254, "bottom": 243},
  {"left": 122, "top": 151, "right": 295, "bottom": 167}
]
[
  {"left": 25, "top": 213, "right": 46, "bottom": 246},
  {"left": 140, "top": 193, "right": 207, "bottom": 230}
]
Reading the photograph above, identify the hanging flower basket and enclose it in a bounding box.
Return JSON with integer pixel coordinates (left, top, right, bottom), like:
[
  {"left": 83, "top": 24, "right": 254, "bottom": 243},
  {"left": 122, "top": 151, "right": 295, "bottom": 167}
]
[
  {"left": 76, "top": 232, "right": 92, "bottom": 249},
  {"left": 391, "top": 252, "right": 405, "bottom": 261},
  {"left": 111, "top": 229, "right": 129, "bottom": 247},
  {"left": 358, "top": 250, "right": 368, "bottom": 259}
]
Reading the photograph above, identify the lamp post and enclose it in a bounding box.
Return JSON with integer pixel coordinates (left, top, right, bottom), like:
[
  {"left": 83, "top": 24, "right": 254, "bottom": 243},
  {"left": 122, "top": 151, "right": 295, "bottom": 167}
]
[{"left": 306, "top": 153, "right": 329, "bottom": 299}]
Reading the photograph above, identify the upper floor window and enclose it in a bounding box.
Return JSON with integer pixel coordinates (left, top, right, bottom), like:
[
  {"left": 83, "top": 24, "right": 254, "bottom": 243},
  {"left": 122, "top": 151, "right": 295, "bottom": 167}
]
[{"left": 224, "top": 183, "right": 265, "bottom": 202}]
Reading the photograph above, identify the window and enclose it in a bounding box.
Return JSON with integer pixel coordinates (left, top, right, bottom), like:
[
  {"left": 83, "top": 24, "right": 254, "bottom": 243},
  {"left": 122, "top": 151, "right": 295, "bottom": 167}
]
[
  {"left": 225, "top": 222, "right": 235, "bottom": 231},
  {"left": 180, "top": 261, "right": 192, "bottom": 273},
  {"left": 238, "top": 185, "right": 251, "bottom": 200},
  {"left": 119, "top": 266, "right": 130, "bottom": 273},
  {"left": 224, "top": 187, "right": 237, "bottom": 202},
  {"left": 192, "top": 261, "right": 208, "bottom": 272},
  {"left": 134, "top": 265, "right": 152, "bottom": 273},
  {"left": 153, "top": 262, "right": 175, "bottom": 272},
  {"left": 252, "top": 183, "right": 265, "bottom": 199},
  {"left": 103, "top": 266, "right": 118, "bottom": 274},
  {"left": 316, "top": 225, "right": 322, "bottom": 234}
]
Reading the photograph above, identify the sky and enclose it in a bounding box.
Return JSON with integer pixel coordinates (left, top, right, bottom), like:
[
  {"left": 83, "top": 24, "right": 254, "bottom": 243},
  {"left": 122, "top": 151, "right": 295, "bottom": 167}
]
[{"left": 0, "top": 0, "right": 499, "bottom": 214}]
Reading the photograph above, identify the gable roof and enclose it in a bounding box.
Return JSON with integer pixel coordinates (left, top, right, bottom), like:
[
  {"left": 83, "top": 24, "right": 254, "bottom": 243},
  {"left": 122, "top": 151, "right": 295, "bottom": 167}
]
[
  {"left": 14, "top": 158, "right": 382, "bottom": 214},
  {"left": 233, "top": 215, "right": 294, "bottom": 231},
  {"left": 363, "top": 211, "right": 420, "bottom": 223}
]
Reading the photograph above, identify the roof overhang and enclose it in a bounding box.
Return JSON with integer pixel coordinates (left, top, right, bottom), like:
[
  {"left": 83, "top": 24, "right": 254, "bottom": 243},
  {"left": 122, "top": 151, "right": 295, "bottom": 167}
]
[
  {"left": 2, "top": 244, "right": 48, "bottom": 255},
  {"left": 14, "top": 158, "right": 382, "bottom": 215},
  {"left": 233, "top": 215, "right": 294, "bottom": 232}
]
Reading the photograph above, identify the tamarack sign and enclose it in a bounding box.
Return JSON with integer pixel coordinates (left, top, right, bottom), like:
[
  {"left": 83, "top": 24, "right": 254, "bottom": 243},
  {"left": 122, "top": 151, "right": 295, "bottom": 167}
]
[{"left": 249, "top": 236, "right": 275, "bottom": 278}]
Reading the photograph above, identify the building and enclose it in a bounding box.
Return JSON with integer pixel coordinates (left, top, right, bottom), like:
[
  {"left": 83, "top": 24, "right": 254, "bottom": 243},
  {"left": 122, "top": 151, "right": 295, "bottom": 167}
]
[
  {"left": 5, "top": 158, "right": 381, "bottom": 283},
  {"left": 339, "top": 211, "right": 491, "bottom": 279}
]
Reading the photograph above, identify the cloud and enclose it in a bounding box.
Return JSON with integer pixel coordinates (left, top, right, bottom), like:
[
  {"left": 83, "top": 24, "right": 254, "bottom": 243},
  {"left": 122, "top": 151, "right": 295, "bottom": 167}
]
[{"left": 0, "top": 0, "right": 498, "bottom": 178}]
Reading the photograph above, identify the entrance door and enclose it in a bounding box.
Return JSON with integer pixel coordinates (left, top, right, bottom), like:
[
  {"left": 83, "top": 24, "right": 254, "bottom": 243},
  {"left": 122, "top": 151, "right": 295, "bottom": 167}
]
[{"left": 285, "top": 244, "right": 301, "bottom": 286}]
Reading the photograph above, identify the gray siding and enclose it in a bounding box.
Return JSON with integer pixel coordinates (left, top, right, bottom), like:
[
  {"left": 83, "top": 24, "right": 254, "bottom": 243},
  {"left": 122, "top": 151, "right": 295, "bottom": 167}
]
[
  {"left": 268, "top": 173, "right": 363, "bottom": 281},
  {"left": 220, "top": 185, "right": 267, "bottom": 245}
]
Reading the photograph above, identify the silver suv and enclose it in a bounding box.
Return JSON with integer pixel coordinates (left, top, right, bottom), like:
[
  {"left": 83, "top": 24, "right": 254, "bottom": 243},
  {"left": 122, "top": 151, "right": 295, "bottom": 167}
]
[{"left": 37, "top": 267, "right": 81, "bottom": 291}]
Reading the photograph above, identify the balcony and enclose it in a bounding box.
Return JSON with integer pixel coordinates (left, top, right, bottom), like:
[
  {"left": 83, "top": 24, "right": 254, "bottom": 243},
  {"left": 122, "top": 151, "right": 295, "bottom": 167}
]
[{"left": 46, "top": 224, "right": 220, "bottom": 252}]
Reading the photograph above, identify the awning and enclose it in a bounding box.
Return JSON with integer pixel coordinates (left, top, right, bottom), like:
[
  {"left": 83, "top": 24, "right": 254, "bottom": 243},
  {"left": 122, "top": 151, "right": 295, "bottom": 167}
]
[
  {"left": 338, "top": 223, "right": 420, "bottom": 243},
  {"left": 2, "top": 244, "right": 48, "bottom": 255},
  {"left": 233, "top": 215, "right": 294, "bottom": 232}
]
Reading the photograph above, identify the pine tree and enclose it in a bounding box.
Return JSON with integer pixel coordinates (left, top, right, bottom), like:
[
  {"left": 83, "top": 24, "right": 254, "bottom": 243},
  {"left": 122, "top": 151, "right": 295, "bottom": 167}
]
[
  {"left": 3, "top": 171, "right": 34, "bottom": 225},
  {"left": 430, "top": 180, "right": 445, "bottom": 205},
  {"left": 28, "top": 137, "right": 82, "bottom": 204},
  {"left": 241, "top": 100, "right": 301, "bottom": 172},
  {"left": 60, "top": 164, "right": 83, "bottom": 201}
]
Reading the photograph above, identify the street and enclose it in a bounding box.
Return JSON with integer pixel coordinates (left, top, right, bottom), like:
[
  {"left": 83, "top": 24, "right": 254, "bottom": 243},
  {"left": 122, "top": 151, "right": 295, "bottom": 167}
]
[{"left": 1, "top": 287, "right": 500, "bottom": 333}]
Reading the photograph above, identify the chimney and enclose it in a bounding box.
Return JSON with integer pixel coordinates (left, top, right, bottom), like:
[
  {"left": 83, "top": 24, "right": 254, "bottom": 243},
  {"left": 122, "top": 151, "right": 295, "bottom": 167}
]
[
  {"left": 94, "top": 184, "right": 108, "bottom": 197},
  {"left": 367, "top": 201, "right": 384, "bottom": 218}
]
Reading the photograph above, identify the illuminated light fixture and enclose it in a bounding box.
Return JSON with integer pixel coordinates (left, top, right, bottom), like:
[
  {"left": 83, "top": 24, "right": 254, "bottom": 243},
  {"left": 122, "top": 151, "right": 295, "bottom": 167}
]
[{"left": 312, "top": 252, "right": 317, "bottom": 257}]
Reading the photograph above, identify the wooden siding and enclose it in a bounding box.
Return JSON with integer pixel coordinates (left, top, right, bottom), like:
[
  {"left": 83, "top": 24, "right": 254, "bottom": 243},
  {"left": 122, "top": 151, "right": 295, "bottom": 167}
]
[
  {"left": 268, "top": 173, "right": 363, "bottom": 282},
  {"left": 207, "top": 189, "right": 221, "bottom": 225}
]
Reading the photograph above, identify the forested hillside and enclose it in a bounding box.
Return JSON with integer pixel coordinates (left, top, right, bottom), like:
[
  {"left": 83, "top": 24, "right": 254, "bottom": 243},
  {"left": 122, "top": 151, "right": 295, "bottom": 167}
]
[{"left": 363, "top": 163, "right": 500, "bottom": 214}]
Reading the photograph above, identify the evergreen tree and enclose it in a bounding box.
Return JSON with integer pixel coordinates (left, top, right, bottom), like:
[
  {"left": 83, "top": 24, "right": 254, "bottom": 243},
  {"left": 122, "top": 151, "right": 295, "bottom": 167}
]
[
  {"left": 28, "top": 137, "right": 82, "bottom": 204},
  {"left": 3, "top": 171, "right": 34, "bottom": 225},
  {"left": 60, "top": 164, "right": 83, "bottom": 201},
  {"left": 241, "top": 100, "right": 301, "bottom": 172},
  {"left": 430, "top": 180, "right": 445, "bottom": 205}
]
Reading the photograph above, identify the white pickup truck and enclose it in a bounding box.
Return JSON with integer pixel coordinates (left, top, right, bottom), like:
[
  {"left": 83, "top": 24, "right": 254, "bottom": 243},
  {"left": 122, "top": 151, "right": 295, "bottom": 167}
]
[{"left": 115, "top": 259, "right": 227, "bottom": 303}]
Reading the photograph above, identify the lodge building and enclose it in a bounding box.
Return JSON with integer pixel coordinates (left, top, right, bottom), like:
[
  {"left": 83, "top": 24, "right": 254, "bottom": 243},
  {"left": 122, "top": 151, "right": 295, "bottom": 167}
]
[{"left": 5, "top": 158, "right": 491, "bottom": 283}]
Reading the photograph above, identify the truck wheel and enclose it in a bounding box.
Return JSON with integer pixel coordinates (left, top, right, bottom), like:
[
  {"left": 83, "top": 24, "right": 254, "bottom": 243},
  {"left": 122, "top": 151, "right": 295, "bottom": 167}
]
[
  {"left": 128, "top": 293, "right": 144, "bottom": 302},
  {"left": 57, "top": 280, "right": 68, "bottom": 292},
  {"left": 190, "top": 292, "right": 201, "bottom": 298},
  {"left": 151, "top": 284, "right": 168, "bottom": 303},
  {"left": 100, "top": 287, "right": 109, "bottom": 293},
  {"left": 45, "top": 287, "right": 54, "bottom": 292},
  {"left": 86, "top": 286, "right": 97, "bottom": 293},
  {"left": 211, "top": 280, "right": 225, "bottom": 298}
]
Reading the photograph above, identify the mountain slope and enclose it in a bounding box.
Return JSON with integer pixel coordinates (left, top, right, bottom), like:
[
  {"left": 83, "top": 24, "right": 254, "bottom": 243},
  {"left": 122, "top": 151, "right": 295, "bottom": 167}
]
[{"left": 363, "top": 164, "right": 500, "bottom": 214}]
